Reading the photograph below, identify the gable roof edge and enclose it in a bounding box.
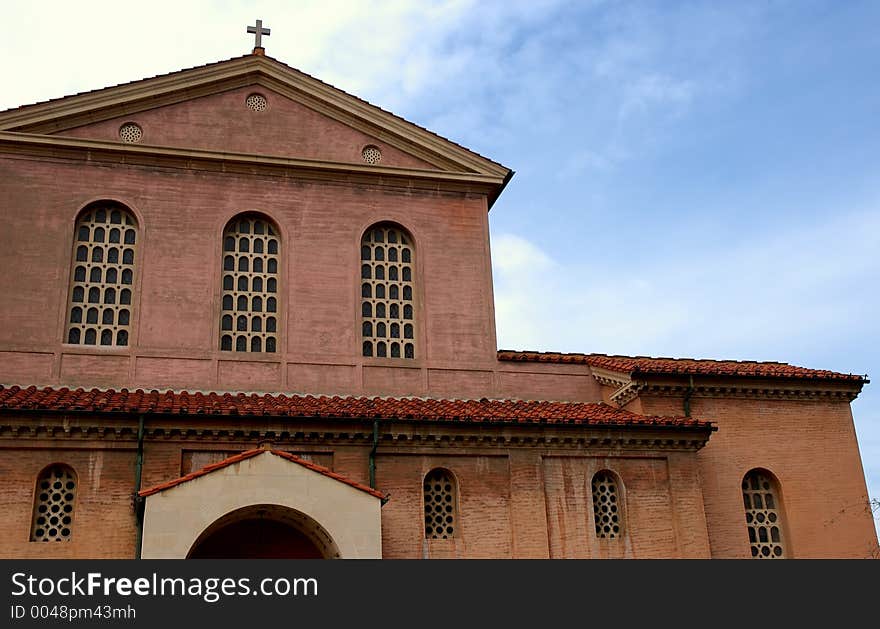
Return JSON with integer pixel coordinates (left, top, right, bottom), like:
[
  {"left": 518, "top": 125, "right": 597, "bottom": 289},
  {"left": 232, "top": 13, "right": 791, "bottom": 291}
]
[
  {"left": 0, "top": 54, "right": 511, "bottom": 181},
  {"left": 138, "top": 448, "right": 386, "bottom": 500}
]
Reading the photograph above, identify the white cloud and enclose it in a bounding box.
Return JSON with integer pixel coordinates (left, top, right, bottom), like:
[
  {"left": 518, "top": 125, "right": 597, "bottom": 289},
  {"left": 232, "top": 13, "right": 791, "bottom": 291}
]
[
  {"left": 0, "top": 1, "right": 473, "bottom": 111},
  {"left": 491, "top": 206, "right": 880, "bottom": 359}
]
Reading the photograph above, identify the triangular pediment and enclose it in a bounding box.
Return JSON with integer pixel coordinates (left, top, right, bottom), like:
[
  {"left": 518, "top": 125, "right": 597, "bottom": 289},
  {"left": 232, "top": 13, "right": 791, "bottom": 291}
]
[
  {"left": 138, "top": 448, "right": 384, "bottom": 559},
  {"left": 139, "top": 448, "right": 385, "bottom": 500},
  {"left": 0, "top": 54, "right": 509, "bottom": 180}
]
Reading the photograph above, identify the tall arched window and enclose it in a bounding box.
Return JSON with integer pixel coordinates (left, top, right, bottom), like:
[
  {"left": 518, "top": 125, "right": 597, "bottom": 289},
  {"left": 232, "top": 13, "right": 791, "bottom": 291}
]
[
  {"left": 66, "top": 203, "right": 138, "bottom": 346},
  {"left": 361, "top": 223, "right": 415, "bottom": 359},
  {"left": 742, "top": 469, "right": 786, "bottom": 558},
  {"left": 424, "top": 468, "right": 457, "bottom": 539},
  {"left": 31, "top": 465, "right": 77, "bottom": 542},
  {"left": 592, "top": 470, "right": 623, "bottom": 539},
  {"left": 219, "top": 214, "right": 280, "bottom": 353}
]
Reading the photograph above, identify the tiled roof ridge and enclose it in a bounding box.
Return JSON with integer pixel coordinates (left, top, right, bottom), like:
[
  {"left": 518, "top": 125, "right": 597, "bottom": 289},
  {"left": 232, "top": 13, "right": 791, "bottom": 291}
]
[
  {"left": 500, "top": 349, "right": 791, "bottom": 365},
  {"left": 138, "top": 448, "right": 385, "bottom": 500},
  {"left": 497, "top": 350, "right": 867, "bottom": 382},
  {"left": 0, "top": 384, "right": 712, "bottom": 429},
  {"left": 0, "top": 53, "right": 507, "bottom": 171}
]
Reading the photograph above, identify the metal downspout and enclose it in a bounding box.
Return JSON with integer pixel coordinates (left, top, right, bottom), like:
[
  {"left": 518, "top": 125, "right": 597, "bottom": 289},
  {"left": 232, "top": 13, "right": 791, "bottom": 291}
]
[
  {"left": 134, "top": 414, "right": 145, "bottom": 559},
  {"left": 684, "top": 376, "right": 695, "bottom": 417},
  {"left": 369, "top": 419, "right": 379, "bottom": 489}
]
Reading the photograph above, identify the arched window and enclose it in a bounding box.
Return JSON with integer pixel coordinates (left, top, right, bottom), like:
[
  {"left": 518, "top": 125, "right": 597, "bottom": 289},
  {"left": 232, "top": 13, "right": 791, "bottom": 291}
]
[
  {"left": 742, "top": 469, "right": 786, "bottom": 558},
  {"left": 220, "top": 215, "right": 280, "bottom": 353},
  {"left": 592, "top": 470, "right": 623, "bottom": 539},
  {"left": 424, "top": 468, "right": 457, "bottom": 539},
  {"left": 66, "top": 204, "right": 138, "bottom": 346},
  {"left": 361, "top": 223, "right": 415, "bottom": 359},
  {"left": 31, "top": 465, "right": 77, "bottom": 542}
]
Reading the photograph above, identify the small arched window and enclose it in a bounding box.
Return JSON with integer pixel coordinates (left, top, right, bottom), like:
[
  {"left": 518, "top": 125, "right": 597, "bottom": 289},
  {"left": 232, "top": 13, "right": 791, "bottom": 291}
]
[
  {"left": 219, "top": 214, "right": 280, "bottom": 353},
  {"left": 591, "top": 470, "right": 623, "bottom": 539},
  {"left": 31, "top": 465, "right": 77, "bottom": 542},
  {"left": 66, "top": 203, "right": 138, "bottom": 347},
  {"left": 361, "top": 223, "right": 415, "bottom": 359},
  {"left": 742, "top": 469, "right": 786, "bottom": 559},
  {"left": 424, "top": 468, "right": 457, "bottom": 539}
]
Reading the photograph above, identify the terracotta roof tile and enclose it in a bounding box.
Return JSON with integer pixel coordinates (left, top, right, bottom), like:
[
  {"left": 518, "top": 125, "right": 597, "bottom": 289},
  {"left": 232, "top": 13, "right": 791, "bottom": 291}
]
[
  {"left": 497, "top": 350, "right": 867, "bottom": 382},
  {"left": 0, "top": 384, "right": 711, "bottom": 429},
  {"left": 138, "top": 448, "right": 385, "bottom": 500}
]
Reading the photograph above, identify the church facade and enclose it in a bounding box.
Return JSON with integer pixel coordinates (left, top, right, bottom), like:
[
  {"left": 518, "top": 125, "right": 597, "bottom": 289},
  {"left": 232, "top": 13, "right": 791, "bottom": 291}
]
[{"left": 0, "top": 48, "right": 875, "bottom": 559}]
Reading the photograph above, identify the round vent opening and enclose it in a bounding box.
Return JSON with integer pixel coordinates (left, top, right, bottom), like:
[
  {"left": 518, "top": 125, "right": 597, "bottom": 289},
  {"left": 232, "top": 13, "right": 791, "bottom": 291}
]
[
  {"left": 246, "top": 93, "right": 268, "bottom": 112},
  {"left": 362, "top": 145, "right": 382, "bottom": 165},
  {"left": 118, "top": 123, "right": 143, "bottom": 143}
]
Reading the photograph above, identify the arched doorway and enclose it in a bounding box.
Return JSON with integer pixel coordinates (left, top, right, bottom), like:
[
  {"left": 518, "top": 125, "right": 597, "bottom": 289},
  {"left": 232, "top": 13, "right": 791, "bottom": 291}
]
[
  {"left": 187, "top": 504, "right": 341, "bottom": 559},
  {"left": 140, "top": 449, "right": 383, "bottom": 558}
]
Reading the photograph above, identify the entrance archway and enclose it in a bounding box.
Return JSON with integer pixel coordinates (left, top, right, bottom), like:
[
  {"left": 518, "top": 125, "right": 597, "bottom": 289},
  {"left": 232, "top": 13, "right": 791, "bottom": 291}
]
[
  {"left": 140, "top": 449, "right": 383, "bottom": 558},
  {"left": 187, "top": 504, "right": 341, "bottom": 559}
]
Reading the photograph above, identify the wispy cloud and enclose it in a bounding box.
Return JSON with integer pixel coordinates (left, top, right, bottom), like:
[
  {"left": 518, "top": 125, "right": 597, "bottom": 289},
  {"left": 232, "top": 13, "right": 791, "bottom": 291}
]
[{"left": 617, "top": 74, "right": 697, "bottom": 121}]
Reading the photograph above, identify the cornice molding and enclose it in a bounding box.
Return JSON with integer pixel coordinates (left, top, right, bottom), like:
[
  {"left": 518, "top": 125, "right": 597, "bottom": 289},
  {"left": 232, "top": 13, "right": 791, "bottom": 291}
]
[
  {"left": 0, "top": 57, "right": 260, "bottom": 131},
  {"left": 590, "top": 367, "right": 644, "bottom": 407},
  {"left": 0, "top": 131, "right": 505, "bottom": 197},
  {"left": 610, "top": 382, "right": 644, "bottom": 407},
  {"left": 638, "top": 382, "right": 862, "bottom": 402},
  {"left": 0, "top": 416, "right": 713, "bottom": 452},
  {"left": 591, "top": 364, "right": 864, "bottom": 404},
  {"left": 589, "top": 367, "right": 630, "bottom": 389},
  {"left": 0, "top": 55, "right": 509, "bottom": 179}
]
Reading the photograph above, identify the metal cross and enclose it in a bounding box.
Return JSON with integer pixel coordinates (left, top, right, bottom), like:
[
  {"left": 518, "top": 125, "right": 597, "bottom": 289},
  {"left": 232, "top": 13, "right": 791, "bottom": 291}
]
[{"left": 247, "top": 19, "right": 270, "bottom": 49}]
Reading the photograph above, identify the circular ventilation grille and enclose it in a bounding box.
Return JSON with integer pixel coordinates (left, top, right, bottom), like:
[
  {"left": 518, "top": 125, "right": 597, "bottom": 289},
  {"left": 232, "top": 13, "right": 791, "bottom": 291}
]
[
  {"left": 246, "top": 94, "right": 268, "bottom": 111},
  {"left": 118, "top": 123, "right": 143, "bottom": 143},
  {"left": 362, "top": 145, "right": 382, "bottom": 164}
]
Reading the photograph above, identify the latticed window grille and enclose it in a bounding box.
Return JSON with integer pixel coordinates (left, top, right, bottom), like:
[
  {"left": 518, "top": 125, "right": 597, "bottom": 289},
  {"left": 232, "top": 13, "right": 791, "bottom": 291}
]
[
  {"left": 31, "top": 465, "right": 77, "bottom": 542},
  {"left": 424, "top": 469, "right": 457, "bottom": 539},
  {"left": 220, "top": 215, "right": 280, "bottom": 353},
  {"left": 743, "top": 470, "right": 786, "bottom": 559},
  {"left": 592, "top": 471, "right": 623, "bottom": 538},
  {"left": 361, "top": 224, "right": 415, "bottom": 359},
  {"left": 66, "top": 204, "right": 138, "bottom": 346}
]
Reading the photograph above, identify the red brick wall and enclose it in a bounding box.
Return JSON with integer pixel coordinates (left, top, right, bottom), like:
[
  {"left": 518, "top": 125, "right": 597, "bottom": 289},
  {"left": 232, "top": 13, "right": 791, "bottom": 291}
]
[
  {"left": 542, "top": 454, "right": 710, "bottom": 558},
  {"left": 16, "top": 424, "right": 869, "bottom": 559},
  {"left": 59, "top": 86, "right": 436, "bottom": 170},
  {"left": 0, "top": 155, "right": 509, "bottom": 397},
  {"left": 640, "top": 394, "right": 878, "bottom": 558},
  {"left": 377, "top": 452, "right": 513, "bottom": 558},
  {"left": 0, "top": 446, "right": 138, "bottom": 558}
]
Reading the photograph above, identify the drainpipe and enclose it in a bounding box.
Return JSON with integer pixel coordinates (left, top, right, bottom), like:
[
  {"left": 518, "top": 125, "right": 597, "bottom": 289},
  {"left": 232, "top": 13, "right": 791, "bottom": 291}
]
[
  {"left": 369, "top": 419, "right": 379, "bottom": 489},
  {"left": 683, "top": 376, "right": 695, "bottom": 418},
  {"left": 134, "top": 414, "right": 145, "bottom": 559}
]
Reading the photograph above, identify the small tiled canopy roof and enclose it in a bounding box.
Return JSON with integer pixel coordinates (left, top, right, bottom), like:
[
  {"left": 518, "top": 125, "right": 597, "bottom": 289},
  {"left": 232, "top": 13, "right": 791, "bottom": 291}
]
[
  {"left": 498, "top": 350, "right": 868, "bottom": 382},
  {"left": 138, "top": 448, "right": 385, "bottom": 500},
  {"left": 0, "top": 385, "right": 710, "bottom": 429}
]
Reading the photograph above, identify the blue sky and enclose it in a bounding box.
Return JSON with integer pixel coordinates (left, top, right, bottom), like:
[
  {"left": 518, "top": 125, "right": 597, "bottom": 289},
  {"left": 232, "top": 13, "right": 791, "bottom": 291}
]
[{"left": 2, "top": 0, "right": 878, "bottom": 537}]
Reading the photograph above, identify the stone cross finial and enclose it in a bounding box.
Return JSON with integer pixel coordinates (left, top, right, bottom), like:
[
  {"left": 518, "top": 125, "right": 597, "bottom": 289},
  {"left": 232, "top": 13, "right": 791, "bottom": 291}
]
[{"left": 247, "top": 19, "right": 270, "bottom": 52}]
